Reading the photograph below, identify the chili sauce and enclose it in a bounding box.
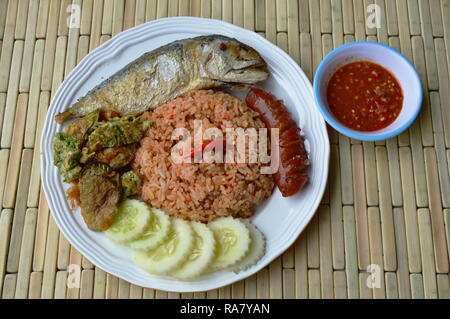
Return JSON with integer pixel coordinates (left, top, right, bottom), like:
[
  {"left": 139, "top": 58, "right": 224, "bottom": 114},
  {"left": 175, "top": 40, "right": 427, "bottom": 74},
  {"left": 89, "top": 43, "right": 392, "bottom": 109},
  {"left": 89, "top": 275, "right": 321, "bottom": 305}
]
[{"left": 326, "top": 61, "right": 403, "bottom": 132}]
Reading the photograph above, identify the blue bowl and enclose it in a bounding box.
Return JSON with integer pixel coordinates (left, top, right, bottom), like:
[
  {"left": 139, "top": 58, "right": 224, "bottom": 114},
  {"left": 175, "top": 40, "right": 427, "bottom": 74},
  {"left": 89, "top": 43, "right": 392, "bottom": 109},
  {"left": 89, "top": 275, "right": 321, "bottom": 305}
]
[{"left": 313, "top": 41, "right": 423, "bottom": 141}]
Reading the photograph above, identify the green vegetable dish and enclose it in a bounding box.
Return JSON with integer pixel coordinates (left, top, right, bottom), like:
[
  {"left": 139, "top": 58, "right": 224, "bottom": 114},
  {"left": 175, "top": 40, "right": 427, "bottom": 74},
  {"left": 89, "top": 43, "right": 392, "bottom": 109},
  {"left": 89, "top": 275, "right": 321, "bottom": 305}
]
[
  {"left": 52, "top": 132, "right": 82, "bottom": 182},
  {"left": 51, "top": 110, "right": 152, "bottom": 231}
]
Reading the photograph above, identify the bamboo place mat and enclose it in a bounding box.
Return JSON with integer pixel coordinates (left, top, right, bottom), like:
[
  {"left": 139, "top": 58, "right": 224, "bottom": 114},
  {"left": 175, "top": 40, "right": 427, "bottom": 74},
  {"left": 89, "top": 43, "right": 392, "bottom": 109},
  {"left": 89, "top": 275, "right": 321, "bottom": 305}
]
[{"left": 0, "top": 0, "right": 449, "bottom": 300}]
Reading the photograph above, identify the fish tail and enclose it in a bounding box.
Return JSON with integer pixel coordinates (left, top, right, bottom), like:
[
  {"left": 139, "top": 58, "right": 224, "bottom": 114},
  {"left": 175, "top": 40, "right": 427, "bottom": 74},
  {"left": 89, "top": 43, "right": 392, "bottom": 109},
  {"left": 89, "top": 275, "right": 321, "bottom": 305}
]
[
  {"left": 55, "top": 110, "right": 75, "bottom": 124},
  {"left": 55, "top": 99, "right": 91, "bottom": 124}
]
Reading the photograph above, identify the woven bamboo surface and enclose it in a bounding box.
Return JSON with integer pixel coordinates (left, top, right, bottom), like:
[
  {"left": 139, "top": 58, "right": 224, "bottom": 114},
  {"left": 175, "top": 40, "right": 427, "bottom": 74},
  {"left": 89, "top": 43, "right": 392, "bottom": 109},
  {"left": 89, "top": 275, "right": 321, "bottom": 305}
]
[{"left": 0, "top": 0, "right": 449, "bottom": 299}]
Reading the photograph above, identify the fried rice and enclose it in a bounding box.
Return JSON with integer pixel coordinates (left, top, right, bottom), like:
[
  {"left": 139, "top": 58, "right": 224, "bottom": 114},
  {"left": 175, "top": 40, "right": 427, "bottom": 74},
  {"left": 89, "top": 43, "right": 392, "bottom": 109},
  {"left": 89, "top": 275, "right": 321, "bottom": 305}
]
[{"left": 133, "top": 90, "right": 275, "bottom": 222}]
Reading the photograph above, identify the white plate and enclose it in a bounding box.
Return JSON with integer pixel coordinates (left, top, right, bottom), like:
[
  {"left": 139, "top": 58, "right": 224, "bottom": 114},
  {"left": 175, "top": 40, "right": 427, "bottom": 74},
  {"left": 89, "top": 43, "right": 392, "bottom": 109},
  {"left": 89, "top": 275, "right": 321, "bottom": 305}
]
[{"left": 41, "top": 17, "right": 329, "bottom": 292}]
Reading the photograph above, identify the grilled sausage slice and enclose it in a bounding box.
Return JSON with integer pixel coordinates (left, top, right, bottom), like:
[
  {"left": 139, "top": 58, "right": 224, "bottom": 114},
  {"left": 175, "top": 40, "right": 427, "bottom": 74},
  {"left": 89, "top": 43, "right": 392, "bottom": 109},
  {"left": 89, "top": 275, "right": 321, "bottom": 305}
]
[{"left": 245, "top": 88, "right": 309, "bottom": 197}]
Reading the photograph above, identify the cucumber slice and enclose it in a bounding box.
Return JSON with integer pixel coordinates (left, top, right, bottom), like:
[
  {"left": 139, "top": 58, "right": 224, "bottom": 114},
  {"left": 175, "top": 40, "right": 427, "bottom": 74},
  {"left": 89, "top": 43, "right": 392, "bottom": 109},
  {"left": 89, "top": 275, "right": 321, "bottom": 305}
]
[
  {"left": 232, "top": 220, "right": 265, "bottom": 273},
  {"left": 134, "top": 218, "right": 194, "bottom": 275},
  {"left": 208, "top": 217, "right": 250, "bottom": 270},
  {"left": 128, "top": 208, "right": 170, "bottom": 251},
  {"left": 105, "top": 199, "right": 151, "bottom": 243},
  {"left": 171, "top": 222, "right": 216, "bottom": 280}
]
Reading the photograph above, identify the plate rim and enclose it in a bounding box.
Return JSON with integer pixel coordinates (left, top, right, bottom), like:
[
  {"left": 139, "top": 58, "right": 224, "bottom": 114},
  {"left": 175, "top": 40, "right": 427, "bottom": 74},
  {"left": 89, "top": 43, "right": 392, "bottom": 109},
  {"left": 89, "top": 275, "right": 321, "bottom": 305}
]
[{"left": 40, "top": 16, "right": 330, "bottom": 292}]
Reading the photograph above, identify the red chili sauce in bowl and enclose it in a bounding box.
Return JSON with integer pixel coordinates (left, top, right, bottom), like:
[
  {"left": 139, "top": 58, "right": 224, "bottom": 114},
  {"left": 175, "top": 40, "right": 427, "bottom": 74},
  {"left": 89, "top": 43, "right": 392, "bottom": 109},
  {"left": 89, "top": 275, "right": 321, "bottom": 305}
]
[{"left": 326, "top": 61, "right": 403, "bottom": 132}]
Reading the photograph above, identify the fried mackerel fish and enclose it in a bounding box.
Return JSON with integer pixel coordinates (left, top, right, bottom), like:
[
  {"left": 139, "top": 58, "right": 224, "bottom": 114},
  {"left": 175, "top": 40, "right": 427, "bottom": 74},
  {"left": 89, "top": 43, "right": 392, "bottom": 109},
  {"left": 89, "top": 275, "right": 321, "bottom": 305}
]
[
  {"left": 54, "top": 35, "right": 269, "bottom": 124},
  {"left": 52, "top": 110, "right": 152, "bottom": 231}
]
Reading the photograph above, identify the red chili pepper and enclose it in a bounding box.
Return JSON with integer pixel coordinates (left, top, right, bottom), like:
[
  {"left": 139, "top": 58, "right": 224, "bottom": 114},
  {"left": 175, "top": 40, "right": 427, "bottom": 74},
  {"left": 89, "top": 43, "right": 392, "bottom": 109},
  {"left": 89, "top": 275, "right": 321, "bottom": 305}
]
[{"left": 183, "top": 139, "right": 226, "bottom": 159}]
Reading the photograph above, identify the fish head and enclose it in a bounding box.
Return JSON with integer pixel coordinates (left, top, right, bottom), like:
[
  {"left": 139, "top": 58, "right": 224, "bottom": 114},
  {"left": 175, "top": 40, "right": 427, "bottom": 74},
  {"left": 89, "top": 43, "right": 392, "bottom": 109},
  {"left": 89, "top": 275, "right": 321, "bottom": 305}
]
[{"left": 198, "top": 35, "right": 269, "bottom": 85}]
